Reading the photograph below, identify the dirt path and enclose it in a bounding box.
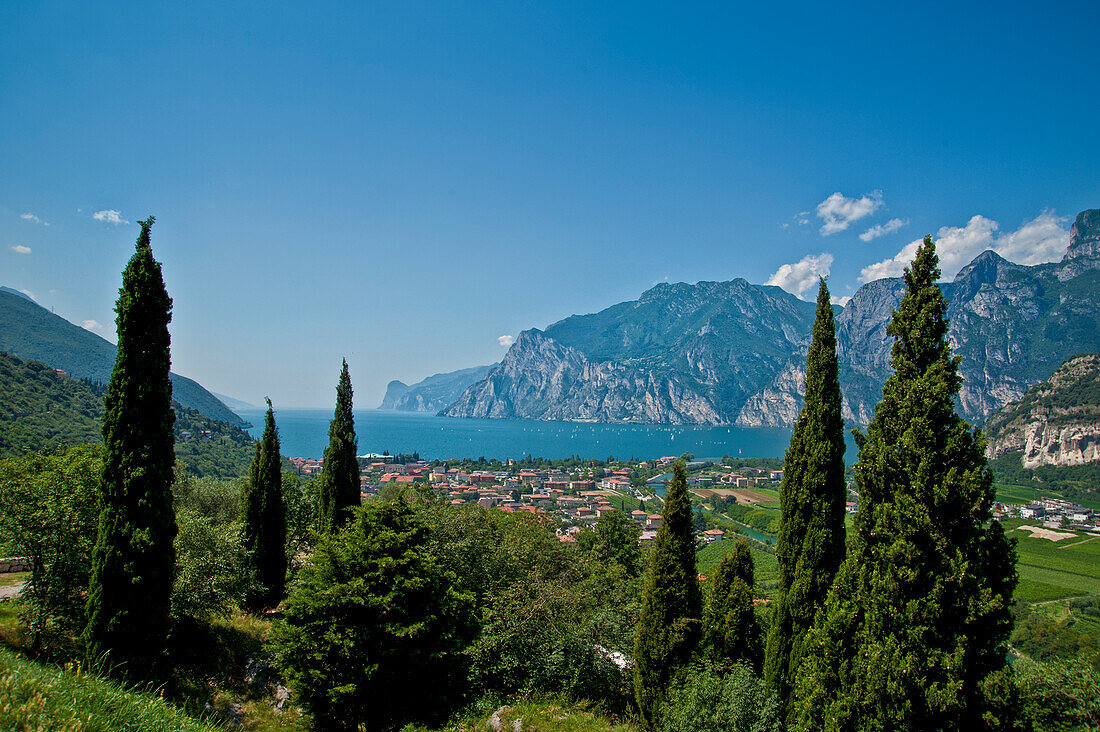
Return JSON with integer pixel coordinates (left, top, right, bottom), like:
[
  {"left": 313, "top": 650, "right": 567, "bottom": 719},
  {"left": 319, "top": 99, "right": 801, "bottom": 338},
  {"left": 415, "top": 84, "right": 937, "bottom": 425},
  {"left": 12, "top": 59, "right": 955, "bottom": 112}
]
[{"left": 0, "top": 581, "right": 24, "bottom": 601}]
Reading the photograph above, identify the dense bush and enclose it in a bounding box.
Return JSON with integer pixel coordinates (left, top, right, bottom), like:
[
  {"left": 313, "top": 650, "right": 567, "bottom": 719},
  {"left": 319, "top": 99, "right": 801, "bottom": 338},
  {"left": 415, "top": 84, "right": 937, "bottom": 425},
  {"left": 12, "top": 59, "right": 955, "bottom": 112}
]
[
  {"left": 1016, "top": 656, "right": 1100, "bottom": 730},
  {"left": 270, "top": 500, "right": 475, "bottom": 731},
  {"left": 421, "top": 503, "right": 640, "bottom": 711},
  {"left": 0, "top": 446, "right": 101, "bottom": 643},
  {"left": 658, "top": 664, "right": 780, "bottom": 732},
  {"left": 171, "top": 507, "right": 252, "bottom": 623}
]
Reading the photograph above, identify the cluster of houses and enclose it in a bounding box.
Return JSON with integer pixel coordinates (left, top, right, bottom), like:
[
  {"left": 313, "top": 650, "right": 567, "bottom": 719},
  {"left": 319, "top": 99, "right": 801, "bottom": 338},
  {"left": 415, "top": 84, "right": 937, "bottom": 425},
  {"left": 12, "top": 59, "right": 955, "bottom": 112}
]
[
  {"left": 288, "top": 456, "right": 324, "bottom": 476},
  {"left": 285, "top": 453, "right": 784, "bottom": 548},
  {"left": 997, "top": 496, "right": 1098, "bottom": 531}
]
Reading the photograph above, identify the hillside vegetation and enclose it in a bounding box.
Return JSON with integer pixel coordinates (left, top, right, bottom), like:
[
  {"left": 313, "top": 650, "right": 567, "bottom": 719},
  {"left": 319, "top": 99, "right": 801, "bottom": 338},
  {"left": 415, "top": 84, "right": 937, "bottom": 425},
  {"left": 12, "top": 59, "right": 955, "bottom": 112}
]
[
  {"left": 0, "top": 288, "right": 247, "bottom": 428},
  {"left": 986, "top": 353, "right": 1100, "bottom": 443},
  {"left": 0, "top": 351, "right": 254, "bottom": 478}
]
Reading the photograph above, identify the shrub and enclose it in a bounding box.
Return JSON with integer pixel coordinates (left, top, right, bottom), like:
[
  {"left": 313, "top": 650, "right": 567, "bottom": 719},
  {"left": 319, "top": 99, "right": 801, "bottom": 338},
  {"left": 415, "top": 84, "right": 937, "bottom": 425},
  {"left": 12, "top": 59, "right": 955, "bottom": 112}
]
[
  {"left": 0, "top": 446, "right": 101, "bottom": 642},
  {"left": 659, "top": 664, "right": 780, "bottom": 732},
  {"left": 270, "top": 500, "right": 474, "bottom": 731}
]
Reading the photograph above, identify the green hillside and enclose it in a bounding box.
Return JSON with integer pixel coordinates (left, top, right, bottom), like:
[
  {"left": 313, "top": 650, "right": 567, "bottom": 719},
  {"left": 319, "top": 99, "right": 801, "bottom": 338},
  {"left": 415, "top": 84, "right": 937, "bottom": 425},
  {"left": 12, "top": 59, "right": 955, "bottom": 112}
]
[
  {"left": 0, "top": 288, "right": 248, "bottom": 428},
  {"left": 0, "top": 351, "right": 253, "bottom": 478},
  {"left": 986, "top": 353, "right": 1100, "bottom": 435}
]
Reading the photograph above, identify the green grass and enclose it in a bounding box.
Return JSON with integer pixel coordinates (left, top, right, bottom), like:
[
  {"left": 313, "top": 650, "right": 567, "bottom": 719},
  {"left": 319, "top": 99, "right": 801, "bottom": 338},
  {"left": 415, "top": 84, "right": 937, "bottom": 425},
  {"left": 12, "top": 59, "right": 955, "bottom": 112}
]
[
  {"left": 0, "top": 644, "right": 222, "bottom": 731},
  {"left": 1016, "top": 565, "right": 1100, "bottom": 597},
  {"left": 605, "top": 490, "right": 643, "bottom": 513},
  {"left": 1003, "top": 522, "right": 1100, "bottom": 604},
  {"left": 1014, "top": 579, "right": 1084, "bottom": 603},
  {"left": 410, "top": 698, "right": 644, "bottom": 732},
  {"left": 752, "top": 487, "right": 781, "bottom": 501}
]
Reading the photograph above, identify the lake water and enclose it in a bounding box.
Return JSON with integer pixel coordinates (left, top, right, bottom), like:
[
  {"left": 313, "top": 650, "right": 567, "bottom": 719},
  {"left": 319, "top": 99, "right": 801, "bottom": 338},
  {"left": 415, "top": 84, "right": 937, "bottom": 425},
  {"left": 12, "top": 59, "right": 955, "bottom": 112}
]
[{"left": 236, "top": 408, "right": 795, "bottom": 462}]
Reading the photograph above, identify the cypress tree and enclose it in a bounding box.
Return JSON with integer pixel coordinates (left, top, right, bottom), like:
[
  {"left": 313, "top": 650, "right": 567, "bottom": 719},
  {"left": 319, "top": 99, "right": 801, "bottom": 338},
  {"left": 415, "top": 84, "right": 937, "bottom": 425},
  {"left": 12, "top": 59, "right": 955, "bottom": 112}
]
[
  {"left": 793, "top": 237, "right": 1019, "bottom": 730},
  {"left": 704, "top": 539, "right": 763, "bottom": 673},
  {"left": 764, "top": 278, "right": 846, "bottom": 722},
  {"left": 633, "top": 460, "right": 702, "bottom": 726},
  {"left": 320, "top": 359, "right": 359, "bottom": 532},
  {"left": 241, "top": 398, "right": 287, "bottom": 612},
  {"left": 85, "top": 217, "right": 178, "bottom": 680}
]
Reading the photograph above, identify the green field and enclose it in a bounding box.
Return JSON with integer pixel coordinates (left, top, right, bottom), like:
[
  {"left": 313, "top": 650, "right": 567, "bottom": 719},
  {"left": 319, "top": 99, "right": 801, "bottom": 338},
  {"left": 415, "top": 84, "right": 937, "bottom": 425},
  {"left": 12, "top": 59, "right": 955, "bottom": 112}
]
[
  {"left": 996, "top": 482, "right": 1100, "bottom": 512},
  {"left": 696, "top": 538, "right": 778, "bottom": 590},
  {"left": 1001, "top": 519, "right": 1100, "bottom": 603}
]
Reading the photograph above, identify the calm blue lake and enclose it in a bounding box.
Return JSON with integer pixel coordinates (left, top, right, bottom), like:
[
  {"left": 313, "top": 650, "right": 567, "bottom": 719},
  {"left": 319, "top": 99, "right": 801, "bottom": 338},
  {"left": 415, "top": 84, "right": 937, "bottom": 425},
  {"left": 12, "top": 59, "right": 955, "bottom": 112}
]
[{"left": 237, "top": 408, "right": 795, "bottom": 462}]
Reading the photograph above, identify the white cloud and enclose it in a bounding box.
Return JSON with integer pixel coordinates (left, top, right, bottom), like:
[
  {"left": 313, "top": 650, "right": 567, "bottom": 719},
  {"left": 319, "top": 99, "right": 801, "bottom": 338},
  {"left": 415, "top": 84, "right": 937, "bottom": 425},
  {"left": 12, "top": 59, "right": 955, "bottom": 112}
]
[
  {"left": 93, "top": 209, "right": 128, "bottom": 225},
  {"left": 859, "top": 217, "right": 909, "bottom": 242},
  {"left": 81, "top": 319, "right": 104, "bottom": 333},
  {"left": 20, "top": 289, "right": 35, "bottom": 300},
  {"left": 20, "top": 212, "right": 41, "bottom": 224},
  {"left": 498, "top": 335, "right": 515, "bottom": 348},
  {"left": 10, "top": 245, "right": 31, "bottom": 254},
  {"left": 766, "top": 252, "right": 834, "bottom": 300},
  {"left": 816, "top": 191, "right": 883, "bottom": 235},
  {"left": 831, "top": 295, "right": 851, "bottom": 307},
  {"left": 993, "top": 210, "right": 1069, "bottom": 265},
  {"left": 858, "top": 211, "right": 1072, "bottom": 283}
]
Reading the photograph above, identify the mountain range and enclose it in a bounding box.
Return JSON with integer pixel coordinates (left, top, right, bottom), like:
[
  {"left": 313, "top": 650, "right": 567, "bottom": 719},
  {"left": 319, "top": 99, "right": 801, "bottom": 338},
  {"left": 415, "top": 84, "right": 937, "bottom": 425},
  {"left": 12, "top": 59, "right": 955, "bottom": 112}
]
[
  {"left": 386, "top": 208, "right": 1100, "bottom": 428},
  {"left": 380, "top": 364, "right": 495, "bottom": 412},
  {"left": 0, "top": 288, "right": 249, "bottom": 428}
]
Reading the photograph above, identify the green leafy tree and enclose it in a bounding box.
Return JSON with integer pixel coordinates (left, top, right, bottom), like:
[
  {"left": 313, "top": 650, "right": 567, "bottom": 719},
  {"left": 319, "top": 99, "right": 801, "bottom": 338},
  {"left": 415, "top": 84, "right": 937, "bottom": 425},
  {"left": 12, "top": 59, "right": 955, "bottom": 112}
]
[
  {"left": 0, "top": 446, "right": 101, "bottom": 644},
  {"left": 579, "top": 510, "right": 643, "bottom": 577},
  {"left": 793, "top": 237, "right": 1020, "bottom": 730},
  {"left": 283, "top": 472, "right": 320, "bottom": 561},
  {"left": 634, "top": 460, "right": 703, "bottom": 725},
  {"left": 704, "top": 540, "right": 763, "bottom": 674},
  {"left": 269, "top": 500, "right": 474, "bottom": 731},
  {"left": 85, "top": 218, "right": 179, "bottom": 681},
  {"left": 170, "top": 506, "right": 251, "bottom": 623},
  {"left": 764, "top": 278, "right": 846, "bottom": 721},
  {"left": 239, "top": 398, "right": 286, "bottom": 611},
  {"left": 319, "top": 360, "right": 359, "bottom": 532}
]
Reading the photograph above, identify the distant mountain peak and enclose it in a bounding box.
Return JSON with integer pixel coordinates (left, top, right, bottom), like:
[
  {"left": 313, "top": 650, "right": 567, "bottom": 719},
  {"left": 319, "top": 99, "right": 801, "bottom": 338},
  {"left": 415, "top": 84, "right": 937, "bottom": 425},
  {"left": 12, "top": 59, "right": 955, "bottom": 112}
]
[
  {"left": 0, "top": 287, "right": 247, "bottom": 427},
  {"left": 0, "top": 286, "right": 34, "bottom": 302},
  {"left": 1064, "top": 208, "right": 1100, "bottom": 261}
]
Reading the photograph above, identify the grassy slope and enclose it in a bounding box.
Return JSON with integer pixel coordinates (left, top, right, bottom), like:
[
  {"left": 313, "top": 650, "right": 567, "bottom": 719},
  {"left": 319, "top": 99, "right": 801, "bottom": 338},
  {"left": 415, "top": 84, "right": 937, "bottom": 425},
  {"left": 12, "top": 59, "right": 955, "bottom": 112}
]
[
  {"left": 0, "top": 645, "right": 222, "bottom": 732},
  {"left": 408, "top": 699, "right": 643, "bottom": 732}
]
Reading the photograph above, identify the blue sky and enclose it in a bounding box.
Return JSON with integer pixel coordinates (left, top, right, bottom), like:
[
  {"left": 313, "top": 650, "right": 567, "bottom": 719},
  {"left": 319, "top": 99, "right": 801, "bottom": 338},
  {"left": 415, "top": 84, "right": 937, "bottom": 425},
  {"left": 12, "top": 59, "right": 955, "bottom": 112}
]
[{"left": 2, "top": 1, "right": 1098, "bottom": 408}]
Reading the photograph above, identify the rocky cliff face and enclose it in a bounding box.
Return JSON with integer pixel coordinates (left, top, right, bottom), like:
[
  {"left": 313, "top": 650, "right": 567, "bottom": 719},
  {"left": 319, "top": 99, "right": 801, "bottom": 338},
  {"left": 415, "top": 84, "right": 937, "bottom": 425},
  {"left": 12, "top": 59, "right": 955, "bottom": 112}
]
[
  {"left": 379, "top": 364, "right": 494, "bottom": 412},
  {"left": 985, "top": 353, "right": 1100, "bottom": 467},
  {"left": 441, "top": 208, "right": 1100, "bottom": 427},
  {"left": 444, "top": 281, "right": 818, "bottom": 425}
]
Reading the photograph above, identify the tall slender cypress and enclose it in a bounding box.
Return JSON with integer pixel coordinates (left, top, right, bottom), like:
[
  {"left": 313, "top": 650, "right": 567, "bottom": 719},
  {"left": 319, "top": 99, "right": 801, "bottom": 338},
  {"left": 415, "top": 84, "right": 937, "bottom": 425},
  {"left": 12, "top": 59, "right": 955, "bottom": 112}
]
[
  {"left": 794, "top": 237, "right": 1019, "bottom": 730},
  {"left": 85, "top": 217, "right": 178, "bottom": 680},
  {"left": 704, "top": 539, "right": 763, "bottom": 673},
  {"left": 241, "top": 398, "right": 286, "bottom": 612},
  {"left": 764, "top": 278, "right": 846, "bottom": 722},
  {"left": 633, "top": 460, "right": 702, "bottom": 726},
  {"left": 320, "top": 359, "right": 359, "bottom": 532}
]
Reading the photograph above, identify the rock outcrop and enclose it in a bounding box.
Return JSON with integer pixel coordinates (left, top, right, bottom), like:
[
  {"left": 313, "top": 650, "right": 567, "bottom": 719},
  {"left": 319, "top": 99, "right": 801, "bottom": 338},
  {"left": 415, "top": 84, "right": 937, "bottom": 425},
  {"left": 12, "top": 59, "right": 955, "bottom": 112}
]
[
  {"left": 379, "top": 364, "right": 494, "bottom": 412},
  {"left": 985, "top": 353, "right": 1100, "bottom": 468}
]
